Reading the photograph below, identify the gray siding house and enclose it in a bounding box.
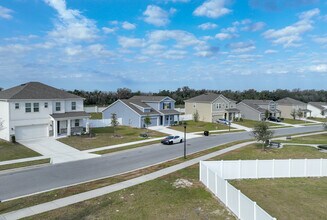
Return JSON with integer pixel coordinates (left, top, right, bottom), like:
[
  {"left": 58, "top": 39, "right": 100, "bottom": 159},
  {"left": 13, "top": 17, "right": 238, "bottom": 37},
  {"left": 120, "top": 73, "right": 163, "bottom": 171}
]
[
  {"left": 102, "top": 96, "right": 180, "bottom": 128},
  {"left": 237, "top": 100, "right": 281, "bottom": 121},
  {"left": 277, "top": 97, "right": 311, "bottom": 119}
]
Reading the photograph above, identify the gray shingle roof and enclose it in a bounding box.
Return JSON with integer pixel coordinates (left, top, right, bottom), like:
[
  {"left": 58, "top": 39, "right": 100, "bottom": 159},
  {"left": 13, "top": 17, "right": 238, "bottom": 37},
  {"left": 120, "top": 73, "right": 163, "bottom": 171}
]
[
  {"left": 277, "top": 97, "right": 306, "bottom": 106},
  {"left": 0, "top": 82, "right": 82, "bottom": 100},
  {"left": 308, "top": 102, "right": 327, "bottom": 111},
  {"left": 50, "top": 111, "right": 90, "bottom": 119},
  {"left": 242, "top": 99, "right": 274, "bottom": 105},
  {"left": 130, "top": 95, "right": 172, "bottom": 102},
  {"left": 121, "top": 100, "right": 161, "bottom": 116},
  {"left": 184, "top": 93, "right": 235, "bottom": 103},
  {"left": 159, "top": 109, "right": 180, "bottom": 115}
]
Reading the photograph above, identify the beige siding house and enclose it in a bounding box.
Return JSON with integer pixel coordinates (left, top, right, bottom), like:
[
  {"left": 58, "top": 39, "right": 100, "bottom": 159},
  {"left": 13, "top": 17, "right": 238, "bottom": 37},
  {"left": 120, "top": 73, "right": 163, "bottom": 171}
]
[
  {"left": 185, "top": 93, "right": 240, "bottom": 122},
  {"left": 277, "top": 97, "right": 311, "bottom": 119}
]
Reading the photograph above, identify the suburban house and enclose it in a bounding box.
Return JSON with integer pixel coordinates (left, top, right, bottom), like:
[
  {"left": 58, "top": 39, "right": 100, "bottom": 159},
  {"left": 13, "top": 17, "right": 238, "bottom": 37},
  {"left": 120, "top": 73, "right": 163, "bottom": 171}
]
[
  {"left": 236, "top": 100, "right": 281, "bottom": 121},
  {"left": 307, "top": 102, "right": 327, "bottom": 118},
  {"left": 184, "top": 93, "right": 240, "bottom": 122},
  {"left": 277, "top": 97, "right": 311, "bottom": 118},
  {"left": 0, "top": 82, "right": 89, "bottom": 141},
  {"left": 102, "top": 96, "right": 180, "bottom": 128}
]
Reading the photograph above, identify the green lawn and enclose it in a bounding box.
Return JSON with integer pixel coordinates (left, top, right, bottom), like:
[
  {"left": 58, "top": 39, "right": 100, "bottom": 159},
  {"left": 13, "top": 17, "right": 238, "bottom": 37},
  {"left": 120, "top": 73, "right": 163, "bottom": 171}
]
[
  {"left": 59, "top": 126, "right": 166, "bottom": 151},
  {"left": 169, "top": 120, "right": 229, "bottom": 133},
  {"left": 0, "top": 140, "right": 41, "bottom": 161},
  {"left": 282, "top": 118, "right": 306, "bottom": 124},
  {"left": 0, "top": 159, "right": 50, "bottom": 172},
  {"left": 307, "top": 117, "right": 327, "bottom": 122},
  {"left": 90, "top": 112, "right": 102, "bottom": 119},
  {"left": 233, "top": 119, "right": 276, "bottom": 128},
  {"left": 230, "top": 178, "right": 327, "bottom": 220},
  {"left": 275, "top": 133, "right": 327, "bottom": 145}
]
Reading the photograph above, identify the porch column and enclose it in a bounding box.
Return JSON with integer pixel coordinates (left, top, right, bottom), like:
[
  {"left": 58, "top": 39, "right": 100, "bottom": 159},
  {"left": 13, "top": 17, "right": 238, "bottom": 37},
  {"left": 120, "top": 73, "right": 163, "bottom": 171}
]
[
  {"left": 53, "top": 119, "right": 57, "bottom": 138},
  {"left": 67, "top": 119, "right": 71, "bottom": 136}
]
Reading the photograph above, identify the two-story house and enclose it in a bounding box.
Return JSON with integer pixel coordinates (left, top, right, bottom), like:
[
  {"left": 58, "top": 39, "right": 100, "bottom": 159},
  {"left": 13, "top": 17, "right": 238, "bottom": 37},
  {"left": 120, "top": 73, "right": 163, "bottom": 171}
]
[
  {"left": 307, "top": 102, "right": 327, "bottom": 118},
  {"left": 102, "top": 96, "right": 180, "bottom": 128},
  {"left": 184, "top": 93, "right": 240, "bottom": 122},
  {"left": 236, "top": 100, "right": 281, "bottom": 121},
  {"left": 0, "top": 82, "right": 89, "bottom": 141},
  {"left": 277, "top": 97, "right": 311, "bottom": 119}
]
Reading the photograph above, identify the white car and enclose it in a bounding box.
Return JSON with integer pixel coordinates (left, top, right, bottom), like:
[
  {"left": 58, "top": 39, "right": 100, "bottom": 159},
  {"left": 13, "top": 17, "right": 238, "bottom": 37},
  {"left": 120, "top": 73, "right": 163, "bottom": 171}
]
[{"left": 161, "top": 135, "right": 183, "bottom": 145}]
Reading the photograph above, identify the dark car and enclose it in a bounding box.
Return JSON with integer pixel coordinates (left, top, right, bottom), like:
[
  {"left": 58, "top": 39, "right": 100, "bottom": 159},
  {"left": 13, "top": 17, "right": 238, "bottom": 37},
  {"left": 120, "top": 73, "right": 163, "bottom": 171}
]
[
  {"left": 267, "top": 116, "right": 281, "bottom": 122},
  {"left": 161, "top": 135, "right": 183, "bottom": 145}
]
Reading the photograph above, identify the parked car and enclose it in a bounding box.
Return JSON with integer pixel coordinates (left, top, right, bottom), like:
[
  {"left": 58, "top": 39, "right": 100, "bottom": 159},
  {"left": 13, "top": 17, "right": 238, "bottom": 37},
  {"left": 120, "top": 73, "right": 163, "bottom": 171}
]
[
  {"left": 267, "top": 116, "right": 281, "bottom": 122},
  {"left": 161, "top": 136, "right": 183, "bottom": 145},
  {"left": 217, "top": 118, "right": 231, "bottom": 125}
]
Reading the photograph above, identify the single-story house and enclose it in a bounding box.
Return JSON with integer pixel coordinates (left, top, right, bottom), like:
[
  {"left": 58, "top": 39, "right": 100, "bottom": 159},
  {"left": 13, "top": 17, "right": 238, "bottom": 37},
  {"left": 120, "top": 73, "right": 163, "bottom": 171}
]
[
  {"left": 0, "top": 82, "right": 89, "bottom": 141},
  {"left": 307, "top": 102, "right": 327, "bottom": 118},
  {"left": 102, "top": 96, "right": 180, "bottom": 128},
  {"left": 184, "top": 93, "right": 240, "bottom": 122},
  {"left": 236, "top": 100, "right": 281, "bottom": 121},
  {"left": 277, "top": 97, "right": 311, "bottom": 118}
]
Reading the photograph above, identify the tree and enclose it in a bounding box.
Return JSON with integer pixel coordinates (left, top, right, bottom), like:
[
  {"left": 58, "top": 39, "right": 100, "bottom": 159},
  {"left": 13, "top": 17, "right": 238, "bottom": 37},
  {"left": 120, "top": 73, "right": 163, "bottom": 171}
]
[
  {"left": 144, "top": 115, "right": 151, "bottom": 132},
  {"left": 264, "top": 110, "right": 269, "bottom": 120},
  {"left": 290, "top": 109, "right": 297, "bottom": 120},
  {"left": 111, "top": 113, "right": 119, "bottom": 134},
  {"left": 193, "top": 110, "right": 199, "bottom": 122},
  {"left": 252, "top": 122, "right": 274, "bottom": 151},
  {"left": 296, "top": 109, "right": 303, "bottom": 119}
]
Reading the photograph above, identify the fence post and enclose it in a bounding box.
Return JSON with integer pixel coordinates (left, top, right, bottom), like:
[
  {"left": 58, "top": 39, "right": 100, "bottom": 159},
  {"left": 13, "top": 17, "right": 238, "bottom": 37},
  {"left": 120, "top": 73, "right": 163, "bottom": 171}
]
[
  {"left": 253, "top": 202, "right": 257, "bottom": 220},
  {"left": 239, "top": 160, "right": 241, "bottom": 179},
  {"left": 225, "top": 180, "right": 228, "bottom": 206},
  {"left": 272, "top": 159, "right": 275, "bottom": 179},
  {"left": 199, "top": 161, "right": 202, "bottom": 182},
  {"left": 304, "top": 158, "right": 307, "bottom": 177},
  {"left": 256, "top": 159, "right": 258, "bottom": 179},
  {"left": 238, "top": 190, "right": 241, "bottom": 218},
  {"left": 289, "top": 159, "right": 292, "bottom": 177}
]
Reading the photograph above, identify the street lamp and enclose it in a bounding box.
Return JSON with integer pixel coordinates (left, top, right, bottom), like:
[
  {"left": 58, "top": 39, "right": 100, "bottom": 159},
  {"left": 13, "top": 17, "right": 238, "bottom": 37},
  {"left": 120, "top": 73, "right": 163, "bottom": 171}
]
[{"left": 184, "top": 123, "right": 187, "bottom": 159}]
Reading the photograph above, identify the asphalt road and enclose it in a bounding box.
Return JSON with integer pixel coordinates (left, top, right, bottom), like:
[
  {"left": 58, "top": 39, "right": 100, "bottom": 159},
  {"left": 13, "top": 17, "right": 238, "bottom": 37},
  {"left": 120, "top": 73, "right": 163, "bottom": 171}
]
[{"left": 0, "top": 125, "right": 324, "bottom": 201}]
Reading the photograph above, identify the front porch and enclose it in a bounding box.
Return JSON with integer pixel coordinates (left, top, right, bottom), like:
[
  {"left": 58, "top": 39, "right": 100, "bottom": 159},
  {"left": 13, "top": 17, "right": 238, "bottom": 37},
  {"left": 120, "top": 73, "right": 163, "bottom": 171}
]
[{"left": 159, "top": 114, "right": 180, "bottom": 126}]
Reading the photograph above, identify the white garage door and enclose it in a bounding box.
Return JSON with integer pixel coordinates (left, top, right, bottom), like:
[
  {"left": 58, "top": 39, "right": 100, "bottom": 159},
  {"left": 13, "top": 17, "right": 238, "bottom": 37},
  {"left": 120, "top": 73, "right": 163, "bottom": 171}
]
[{"left": 15, "top": 124, "right": 48, "bottom": 140}]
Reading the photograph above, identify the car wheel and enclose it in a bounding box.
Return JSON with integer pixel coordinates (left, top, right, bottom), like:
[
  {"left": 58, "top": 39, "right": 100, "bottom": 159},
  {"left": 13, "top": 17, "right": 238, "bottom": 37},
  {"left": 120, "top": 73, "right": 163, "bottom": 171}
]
[
  {"left": 169, "top": 141, "right": 173, "bottom": 145},
  {"left": 180, "top": 139, "right": 183, "bottom": 143}
]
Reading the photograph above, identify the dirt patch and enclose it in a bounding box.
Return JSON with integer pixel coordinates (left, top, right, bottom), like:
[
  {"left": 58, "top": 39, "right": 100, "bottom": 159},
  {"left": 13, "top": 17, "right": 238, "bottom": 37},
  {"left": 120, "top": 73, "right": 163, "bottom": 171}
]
[{"left": 172, "top": 178, "right": 193, "bottom": 188}]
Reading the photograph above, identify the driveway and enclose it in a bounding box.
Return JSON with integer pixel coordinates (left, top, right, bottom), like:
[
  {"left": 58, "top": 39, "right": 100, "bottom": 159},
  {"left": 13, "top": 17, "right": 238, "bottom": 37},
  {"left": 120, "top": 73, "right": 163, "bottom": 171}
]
[{"left": 19, "top": 138, "right": 100, "bottom": 164}]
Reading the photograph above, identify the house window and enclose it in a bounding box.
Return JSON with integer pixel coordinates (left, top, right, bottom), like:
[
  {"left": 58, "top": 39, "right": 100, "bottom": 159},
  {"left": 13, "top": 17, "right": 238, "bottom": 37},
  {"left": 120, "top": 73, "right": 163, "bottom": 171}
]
[
  {"left": 33, "top": 103, "right": 39, "bottom": 112},
  {"left": 163, "top": 102, "right": 171, "bottom": 110},
  {"left": 75, "top": 119, "right": 80, "bottom": 127},
  {"left": 44, "top": 102, "right": 48, "bottom": 108},
  {"left": 72, "top": 102, "right": 76, "bottom": 110},
  {"left": 217, "top": 103, "right": 221, "bottom": 109},
  {"left": 56, "top": 102, "right": 61, "bottom": 111},
  {"left": 25, "top": 103, "right": 31, "bottom": 113},
  {"left": 15, "top": 103, "right": 19, "bottom": 109}
]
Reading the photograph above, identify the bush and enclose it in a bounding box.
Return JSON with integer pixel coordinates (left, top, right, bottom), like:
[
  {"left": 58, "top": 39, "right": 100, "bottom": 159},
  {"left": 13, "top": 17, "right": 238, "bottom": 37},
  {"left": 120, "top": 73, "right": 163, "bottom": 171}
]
[
  {"left": 10, "top": 135, "right": 16, "bottom": 143},
  {"left": 240, "top": 118, "right": 244, "bottom": 122}
]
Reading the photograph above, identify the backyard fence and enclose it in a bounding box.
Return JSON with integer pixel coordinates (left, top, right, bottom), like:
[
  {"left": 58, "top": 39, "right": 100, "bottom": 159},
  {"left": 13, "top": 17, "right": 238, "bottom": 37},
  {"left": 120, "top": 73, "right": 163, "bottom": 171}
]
[
  {"left": 175, "top": 108, "right": 185, "bottom": 113},
  {"left": 200, "top": 159, "right": 327, "bottom": 220},
  {"left": 84, "top": 106, "right": 107, "bottom": 113},
  {"left": 179, "top": 114, "right": 192, "bottom": 121},
  {"left": 82, "top": 118, "right": 122, "bottom": 128}
]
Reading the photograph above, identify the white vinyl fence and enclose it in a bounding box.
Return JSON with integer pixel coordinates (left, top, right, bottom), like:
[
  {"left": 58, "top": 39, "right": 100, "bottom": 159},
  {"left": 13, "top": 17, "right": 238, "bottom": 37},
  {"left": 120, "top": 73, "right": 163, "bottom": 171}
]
[
  {"left": 175, "top": 108, "right": 185, "bottom": 113},
  {"left": 179, "top": 114, "right": 192, "bottom": 121},
  {"left": 84, "top": 106, "right": 107, "bottom": 113},
  {"left": 200, "top": 159, "right": 327, "bottom": 220},
  {"left": 83, "top": 118, "right": 122, "bottom": 128}
]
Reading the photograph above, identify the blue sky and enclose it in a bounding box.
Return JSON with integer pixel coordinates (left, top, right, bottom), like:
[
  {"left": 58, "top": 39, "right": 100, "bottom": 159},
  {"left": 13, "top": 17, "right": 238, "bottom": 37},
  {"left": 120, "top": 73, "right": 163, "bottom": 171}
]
[{"left": 1, "top": 0, "right": 327, "bottom": 92}]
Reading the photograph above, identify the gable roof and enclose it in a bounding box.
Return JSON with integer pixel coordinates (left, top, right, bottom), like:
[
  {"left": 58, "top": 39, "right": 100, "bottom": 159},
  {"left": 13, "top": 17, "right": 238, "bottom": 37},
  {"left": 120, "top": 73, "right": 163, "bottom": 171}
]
[
  {"left": 277, "top": 97, "right": 306, "bottom": 106},
  {"left": 184, "top": 93, "right": 235, "bottom": 103},
  {"left": 308, "top": 102, "right": 327, "bottom": 110},
  {"left": 239, "top": 100, "right": 280, "bottom": 114},
  {"left": 129, "top": 95, "right": 174, "bottom": 102},
  {"left": 0, "top": 82, "right": 82, "bottom": 100},
  {"left": 120, "top": 100, "right": 161, "bottom": 116}
]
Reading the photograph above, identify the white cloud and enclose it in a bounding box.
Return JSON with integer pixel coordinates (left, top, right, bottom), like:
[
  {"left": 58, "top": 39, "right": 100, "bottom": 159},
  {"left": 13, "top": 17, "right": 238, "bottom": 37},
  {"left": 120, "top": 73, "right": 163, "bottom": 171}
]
[
  {"left": 122, "top": 21, "right": 136, "bottom": 30},
  {"left": 198, "top": 22, "right": 218, "bottom": 30},
  {"left": 228, "top": 41, "right": 256, "bottom": 53},
  {"left": 242, "top": 21, "right": 266, "bottom": 32},
  {"left": 264, "top": 49, "right": 278, "bottom": 54},
  {"left": 215, "top": 32, "right": 234, "bottom": 40},
  {"left": 102, "top": 27, "right": 117, "bottom": 34},
  {"left": 263, "top": 8, "right": 320, "bottom": 47},
  {"left": 312, "top": 35, "right": 327, "bottom": 44},
  {"left": 118, "top": 37, "right": 145, "bottom": 48},
  {"left": 163, "top": 0, "right": 190, "bottom": 2},
  {"left": 0, "top": 5, "right": 13, "bottom": 20},
  {"left": 45, "top": 0, "right": 99, "bottom": 43},
  {"left": 193, "top": 0, "right": 231, "bottom": 19},
  {"left": 143, "top": 5, "right": 173, "bottom": 26},
  {"left": 309, "top": 64, "right": 327, "bottom": 73}
]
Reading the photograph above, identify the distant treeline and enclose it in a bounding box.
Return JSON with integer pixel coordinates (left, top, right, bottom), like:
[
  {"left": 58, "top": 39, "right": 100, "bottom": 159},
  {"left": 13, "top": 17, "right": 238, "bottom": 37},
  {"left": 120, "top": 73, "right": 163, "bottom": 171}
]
[{"left": 68, "top": 86, "right": 327, "bottom": 106}]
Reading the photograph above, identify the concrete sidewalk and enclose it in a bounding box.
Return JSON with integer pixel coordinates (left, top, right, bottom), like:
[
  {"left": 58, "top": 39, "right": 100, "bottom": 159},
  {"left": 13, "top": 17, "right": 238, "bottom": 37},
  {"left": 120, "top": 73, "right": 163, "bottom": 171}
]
[
  {"left": 19, "top": 138, "right": 100, "bottom": 164},
  {"left": 0, "top": 140, "right": 256, "bottom": 220},
  {"left": 230, "top": 123, "right": 252, "bottom": 131},
  {"left": 0, "top": 156, "right": 48, "bottom": 166}
]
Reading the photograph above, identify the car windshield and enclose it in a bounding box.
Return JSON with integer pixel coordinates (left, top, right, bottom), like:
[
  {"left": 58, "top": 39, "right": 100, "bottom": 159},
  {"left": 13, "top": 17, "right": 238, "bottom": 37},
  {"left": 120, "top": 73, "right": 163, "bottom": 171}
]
[{"left": 166, "top": 136, "right": 174, "bottom": 139}]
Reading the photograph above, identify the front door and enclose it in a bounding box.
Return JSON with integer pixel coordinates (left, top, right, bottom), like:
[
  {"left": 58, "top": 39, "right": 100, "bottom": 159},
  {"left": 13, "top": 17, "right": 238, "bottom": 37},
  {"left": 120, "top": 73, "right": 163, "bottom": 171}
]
[
  {"left": 57, "top": 121, "right": 60, "bottom": 134},
  {"left": 160, "top": 116, "right": 163, "bottom": 125},
  {"left": 224, "top": 113, "right": 227, "bottom": 119}
]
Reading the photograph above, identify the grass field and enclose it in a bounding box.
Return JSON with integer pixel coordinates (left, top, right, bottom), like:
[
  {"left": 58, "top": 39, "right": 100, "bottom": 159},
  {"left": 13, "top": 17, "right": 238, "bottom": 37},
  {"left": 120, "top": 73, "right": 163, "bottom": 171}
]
[
  {"left": 0, "top": 159, "right": 50, "bottom": 172},
  {"left": 282, "top": 118, "right": 306, "bottom": 124},
  {"left": 0, "top": 140, "right": 41, "bottom": 161},
  {"left": 231, "top": 178, "right": 327, "bottom": 220},
  {"left": 89, "top": 112, "right": 102, "bottom": 119},
  {"left": 307, "top": 117, "right": 327, "bottom": 122},
  {"left": 59, "top": 126, "right": 165, "bottom": 151},
  {"left": 169, "top": 120, "right": 229, "bottom": 133},
  {"left": 233, "top": 119, "right": 276, "bottom": 128},
  {"left": 275, "top": 133, "right": 327, "bottom": 145}
]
